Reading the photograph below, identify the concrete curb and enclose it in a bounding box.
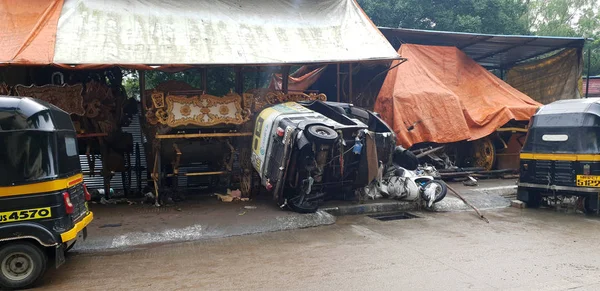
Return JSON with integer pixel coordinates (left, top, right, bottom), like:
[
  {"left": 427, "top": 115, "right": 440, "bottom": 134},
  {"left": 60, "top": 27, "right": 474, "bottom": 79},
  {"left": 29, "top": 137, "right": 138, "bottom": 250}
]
[
  {"left": 431, "top": 185, "right": 516, "bottom": 212},
  {"left": 73, "top": 184, "right": 515, "bottom": 252},
  {"left": 322, "top": 201, "right": 419, "bottom": 216},
  {"left": 75, "top": 210, "right": 336, "bottom": 252}
]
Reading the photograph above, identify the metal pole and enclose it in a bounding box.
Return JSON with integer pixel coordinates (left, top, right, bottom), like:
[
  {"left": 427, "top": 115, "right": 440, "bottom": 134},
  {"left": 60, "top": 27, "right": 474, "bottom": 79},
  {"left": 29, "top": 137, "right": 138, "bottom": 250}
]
[
  {"left": 336, "top": 63, "right": 340, "bottom": 102},
  {"left": 586, "top": 47, "right": 591, "bottom": 98},
  {"left": 139, "top": 70, "right": 146, "bottom": 114},
  {"left": 349, "top": 63, "right": 353, "bottom": 104}
]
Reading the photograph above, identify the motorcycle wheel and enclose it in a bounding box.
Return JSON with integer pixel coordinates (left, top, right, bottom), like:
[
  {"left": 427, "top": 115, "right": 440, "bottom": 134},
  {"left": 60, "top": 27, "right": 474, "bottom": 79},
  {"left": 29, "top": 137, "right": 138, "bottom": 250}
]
[{"left": 421, "top": 180, "right": 448, "bottom": 203}]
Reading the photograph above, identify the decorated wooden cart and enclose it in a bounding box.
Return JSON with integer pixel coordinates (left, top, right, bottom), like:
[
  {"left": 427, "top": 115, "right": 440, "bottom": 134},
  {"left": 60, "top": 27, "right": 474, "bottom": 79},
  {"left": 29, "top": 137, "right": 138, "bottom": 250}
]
[{"left": 141, "top": 79, "right": 327, "bottom": 204}]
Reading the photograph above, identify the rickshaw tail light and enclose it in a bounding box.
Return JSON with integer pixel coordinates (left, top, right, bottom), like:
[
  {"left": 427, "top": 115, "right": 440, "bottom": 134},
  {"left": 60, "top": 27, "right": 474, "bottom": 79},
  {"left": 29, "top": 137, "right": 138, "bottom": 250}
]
[
  {"left": 276, "top": 127, "right": 285, "bottom": 137},
  {"left": 63, "top": 192, "right": 74, "bottom": 214},
  {"left": 83, "top": 184, "right": 91, "bottom": 201}
]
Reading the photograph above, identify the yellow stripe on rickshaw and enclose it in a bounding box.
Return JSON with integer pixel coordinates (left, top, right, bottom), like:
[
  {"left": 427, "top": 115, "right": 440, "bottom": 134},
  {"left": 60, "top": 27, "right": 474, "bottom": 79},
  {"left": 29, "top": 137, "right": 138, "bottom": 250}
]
[
  {"left": 0, "top": 173, "right": 84, "bottom": 197},
  {"left": 520, "top": 153, "right": 600, "bottom": 162}
]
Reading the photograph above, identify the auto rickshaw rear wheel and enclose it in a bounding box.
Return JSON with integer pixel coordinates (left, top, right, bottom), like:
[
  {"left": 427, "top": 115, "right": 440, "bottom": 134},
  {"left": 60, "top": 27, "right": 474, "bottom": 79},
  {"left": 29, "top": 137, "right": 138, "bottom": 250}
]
[
  {"left": 0, "top": 242, "right": 47, "bottom": 290},
  {"left": 526, "top": 191, "right": 542, "bottom": 208},
  {"left": 583, "top": 195, "right": 599, "bottom": 214},
  {"left": 305, "top": 125, "right": 338, "bottom": 144}
]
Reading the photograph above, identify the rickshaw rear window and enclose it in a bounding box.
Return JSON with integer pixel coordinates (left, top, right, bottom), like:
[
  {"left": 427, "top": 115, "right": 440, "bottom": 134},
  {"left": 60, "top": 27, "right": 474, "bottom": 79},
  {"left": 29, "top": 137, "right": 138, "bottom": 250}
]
[
  {"left": 57, "top": 132, "right": 81, "bottom": 175},
  {"left": 0, "top": 131, "right": 57, "bottom": 186},
  {"left": 523, "top": 127, "right": 599, "bottom": 154}
]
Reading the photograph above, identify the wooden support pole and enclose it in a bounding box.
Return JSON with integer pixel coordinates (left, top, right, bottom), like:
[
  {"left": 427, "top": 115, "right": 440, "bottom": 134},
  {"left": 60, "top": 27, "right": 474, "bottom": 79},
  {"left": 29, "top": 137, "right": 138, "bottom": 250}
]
[
  {"left": 282, "top": 66, "right": 291, "bottom": 94},
  {"left": 139, "top": 70, "right": 146, "bottom": 112},
  {"left": 202, "top": 67, "right": 208, "bottom": 92},
  {"left": 349, "top": 63, "right": 353, "bottom": 104},
  {"left": 336, "top": 63, "right": 340, "bottom": 102},
  {"left": 235, "top": 66, "right": 243, "bottom": 94},
  {"left": 255, "top": 66, "right": 261, "bottom": 88},
  {"left": 166, "top": 171, "right": 227, "bottom": 177}
]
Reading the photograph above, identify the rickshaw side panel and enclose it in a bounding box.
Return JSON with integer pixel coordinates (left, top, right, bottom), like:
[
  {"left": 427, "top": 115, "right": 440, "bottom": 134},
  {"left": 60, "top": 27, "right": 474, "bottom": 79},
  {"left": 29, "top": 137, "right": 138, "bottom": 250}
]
[{"left": 0, "top": 222, "right": 61, "bottom": 247}]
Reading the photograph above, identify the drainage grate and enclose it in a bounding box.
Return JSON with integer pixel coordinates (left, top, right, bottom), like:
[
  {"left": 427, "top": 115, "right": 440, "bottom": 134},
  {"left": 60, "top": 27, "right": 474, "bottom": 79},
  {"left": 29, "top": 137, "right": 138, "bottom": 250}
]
[{"left": 368, "top": 212, "right": 420, "bottom": 221}]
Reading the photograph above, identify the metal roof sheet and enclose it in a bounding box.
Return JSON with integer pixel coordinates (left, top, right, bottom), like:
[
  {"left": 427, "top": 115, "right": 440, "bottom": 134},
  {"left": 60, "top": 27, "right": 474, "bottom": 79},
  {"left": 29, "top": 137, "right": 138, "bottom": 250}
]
[{"left": 379, "top": 27, "right": 586, "bottom": 69}]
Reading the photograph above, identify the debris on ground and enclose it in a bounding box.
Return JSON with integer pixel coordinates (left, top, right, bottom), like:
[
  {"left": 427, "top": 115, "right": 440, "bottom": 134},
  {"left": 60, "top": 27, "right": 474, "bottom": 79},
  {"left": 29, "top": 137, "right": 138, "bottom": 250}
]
[
  {"left": 244, "top": 206, "right": 257, "bottom": 210},
  {"left": 463, "top": 176, "right": 478, "bottom": 186},
  {"left": 216, "top": 193, "right": 234, "bottom": 202},
  {"left": 144, "top": 192, "right": 154, "bottom": 200},
  {"left": 238, "top": 211, "right": 247, "bottom": 216},
  {"left": 216, "top": 192, "right": 250, "bottom": 202},
  {"left": 100, "top": 197, "right": 133, "bottom": 205},
  {"left": 229, "top": 189, "right": 242, "bottom": 198},
  {"left": 511, "top": 200, "right": 526, "bottom": 209}
]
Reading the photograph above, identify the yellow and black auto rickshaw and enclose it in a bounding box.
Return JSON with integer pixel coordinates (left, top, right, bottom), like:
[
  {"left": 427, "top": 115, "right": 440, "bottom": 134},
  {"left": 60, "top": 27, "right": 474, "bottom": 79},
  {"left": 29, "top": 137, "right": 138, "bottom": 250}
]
[
  {"left": 0, "top": 96, "right": 93, "bottom": 289},
  {"left": 518, "top": 98, "right": 600, "bottom": 214}
]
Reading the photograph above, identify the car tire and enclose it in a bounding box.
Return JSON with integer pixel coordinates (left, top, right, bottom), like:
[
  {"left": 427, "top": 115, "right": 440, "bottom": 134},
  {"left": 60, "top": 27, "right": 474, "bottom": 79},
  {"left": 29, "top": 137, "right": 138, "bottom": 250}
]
[
  {"left": 305, "top": 125, "right": 338, "bottom": 144},
  {"left": 0, "top": 242, "right": 47, "bottom": 290}
]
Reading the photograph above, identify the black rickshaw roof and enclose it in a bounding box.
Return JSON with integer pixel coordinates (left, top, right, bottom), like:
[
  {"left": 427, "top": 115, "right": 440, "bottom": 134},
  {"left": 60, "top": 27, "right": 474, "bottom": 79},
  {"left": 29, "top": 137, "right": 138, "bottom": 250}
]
[
  {"left": 0, "top": 96, "right": 75, "bottom": 131},
  {"left": 536, "top": 98, "right": 600, "bottom": 117}
]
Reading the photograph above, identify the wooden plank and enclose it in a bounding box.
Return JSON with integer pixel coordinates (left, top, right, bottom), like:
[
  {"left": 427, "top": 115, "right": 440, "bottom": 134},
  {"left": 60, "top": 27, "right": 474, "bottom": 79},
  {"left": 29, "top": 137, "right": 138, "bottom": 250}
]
[
  {"left": 155, "top": 132, "right": 253, "bottom": 139},
  {"left": 166, "top": 171, "right": 227, "bottom": 177}
]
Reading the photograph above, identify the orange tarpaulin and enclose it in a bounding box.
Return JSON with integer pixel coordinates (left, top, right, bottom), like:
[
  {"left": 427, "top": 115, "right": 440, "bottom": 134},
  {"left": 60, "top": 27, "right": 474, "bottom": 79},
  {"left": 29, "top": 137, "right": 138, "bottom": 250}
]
[
  {"left": 269, "top": 66, "right": 327, "bottom": 92},
  {"left": 0, "top": 0, "right": 63, "bottom": 64},
  {"left": 374, "top": 44, "right": 541, "bottom": 148}
]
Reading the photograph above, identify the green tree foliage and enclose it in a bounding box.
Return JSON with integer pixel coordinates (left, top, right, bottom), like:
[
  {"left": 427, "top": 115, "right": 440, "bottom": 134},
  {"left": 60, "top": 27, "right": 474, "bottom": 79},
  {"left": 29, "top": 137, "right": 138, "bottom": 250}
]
[
  {"left": 357, "top": 0, "right": 530, "bottom": 34},
  {"left": 527, "top": 0, "right": 600, "bottom": 75},
  {"left": 358, "top": 0, "right": 599, "bottom": 75}
]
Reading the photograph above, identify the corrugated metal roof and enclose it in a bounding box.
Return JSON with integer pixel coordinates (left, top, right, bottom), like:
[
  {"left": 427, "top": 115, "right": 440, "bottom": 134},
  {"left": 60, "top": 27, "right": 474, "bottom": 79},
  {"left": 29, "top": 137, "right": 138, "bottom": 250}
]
[{"left": 379, "top": 27, "right": 586, "bottom": 69}]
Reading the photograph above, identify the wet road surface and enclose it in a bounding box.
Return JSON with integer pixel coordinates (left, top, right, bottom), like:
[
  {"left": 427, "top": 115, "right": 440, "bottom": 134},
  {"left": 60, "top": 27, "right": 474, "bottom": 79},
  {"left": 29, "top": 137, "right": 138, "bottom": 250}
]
[{"left": 40, "top": 208, "right": 600, "bottom": 290}]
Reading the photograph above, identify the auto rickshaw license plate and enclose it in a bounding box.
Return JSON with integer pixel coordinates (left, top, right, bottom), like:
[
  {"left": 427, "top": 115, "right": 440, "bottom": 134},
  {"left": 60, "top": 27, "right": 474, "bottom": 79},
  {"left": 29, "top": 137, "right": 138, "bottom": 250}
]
[
  {"left": 0, "top": 207, "right": 51, "bottom": 223},
  {"left": 576, "top": 175, "right": 600, "bottom": 187}
]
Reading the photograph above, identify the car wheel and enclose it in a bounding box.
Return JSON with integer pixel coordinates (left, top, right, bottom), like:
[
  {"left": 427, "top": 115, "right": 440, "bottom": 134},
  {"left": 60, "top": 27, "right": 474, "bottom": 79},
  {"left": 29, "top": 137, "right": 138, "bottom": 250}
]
[
  {"left": 305, "top": 125, "right": 338, "bottom": 144},
  {"left": 0, "top": 242, "right": 47, "bottom": 290}
]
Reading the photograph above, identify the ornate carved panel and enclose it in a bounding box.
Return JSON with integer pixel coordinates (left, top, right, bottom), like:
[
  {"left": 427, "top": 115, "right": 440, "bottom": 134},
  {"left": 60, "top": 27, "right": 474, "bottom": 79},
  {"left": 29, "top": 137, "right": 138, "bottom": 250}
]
[
  {"left": 159, "top": 93, "right": 247, "bottom": 127},
  {"left": 14, "top": 83, "right": 85, "bottom": 115},
  {"left": 243, "top": 89, "right": 327, "bottom": 113}
]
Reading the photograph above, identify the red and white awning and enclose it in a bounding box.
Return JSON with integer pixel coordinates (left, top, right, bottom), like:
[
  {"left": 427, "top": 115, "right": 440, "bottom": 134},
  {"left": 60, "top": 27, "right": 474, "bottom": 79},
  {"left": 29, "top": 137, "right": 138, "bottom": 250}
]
[{"left": 0, "top": 0, "right": 399, "bottom": 69}]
